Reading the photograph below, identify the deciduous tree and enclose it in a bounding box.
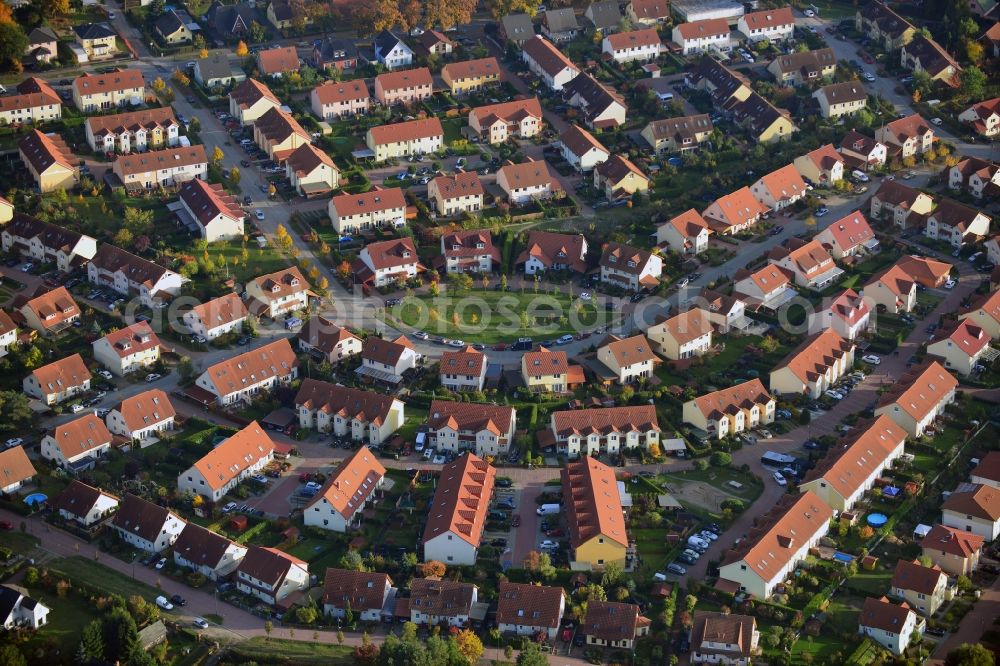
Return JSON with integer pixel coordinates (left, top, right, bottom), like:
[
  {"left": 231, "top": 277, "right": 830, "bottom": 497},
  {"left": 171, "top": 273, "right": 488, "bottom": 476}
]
[
  {"left": 488, "top": 0, "right": 538, "bottom": 19},
  {"left": 235, "top": 40, "right": 249, "bottom": 57},
  {"left": 0, "top": 23, "right": 28, "bottom": 69},
  {"left": 421, "top": 560, "right": 447, "bottom": 577}
]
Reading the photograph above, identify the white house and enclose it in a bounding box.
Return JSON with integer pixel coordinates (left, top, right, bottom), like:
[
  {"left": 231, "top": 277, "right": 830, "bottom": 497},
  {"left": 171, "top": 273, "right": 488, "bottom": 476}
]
[
  {"left": 105, "top": 389, "right": 176, "bottom": 445},
  {"left": 172, "top": 522, "right": 247, "bottom": 580},
  {"left": 178, "top": 422, "right": 276, "bottom": 502},
  {"left": 439, "top": 346, "right": 488, "bottom": 392},
  {"left": 92, "top": 321, "right": 161, "bottom": 377},
  {"left": 23, "top": 353, "right": 91, "bottom": 406},
  {"left": 194, "top": 338, "right": 298, "bottom": 406},
  {"left": 767, "top": 238, "right": 842, "bottom": 291},
  {"left": 646, "top": 309, "right": 713, "bottom": 361},
  {"left": 40, "top": 413, "right": 112, "bottom": 473},
  {"left": 110, "top": 494, "right": 185, "bottom": 553},
  {"left": 859, "top": 597, "right": 922, "bottom": 656},
  {"left": 874, "top": 360, "right": 958, "bottom": 438},
  {"left": 656, "top": 209, "right": 711, "bottom": 255},
  {"left": 521, "top": 36, "right": 580, "bottom": 91},
  {"left": 497, "top": 582, "right": 566, "bottom": 640},
  {"left": 426, "top": 400, "right": 516, "bottom": 457},
  {"left": 0, "top": 446, "right": 36, "bottom": 495},
  {"left": 304, "top": 446, "right": 386, "bottom": 532},
  {"left": 323, "top": 569, "right": 395, "bottom": 622},
  {"left": 815, "top": 211, "right": 878, "bottom": 260},
  {"left": 548, "top": 405, "right": 660, "bottom": 458},
  {"left": 408, "top": 579, "right": 478, "bottom": 627},
  {"left": 599, "top": 242, "right": 663, "bottom": 291},
  {"left": 2, "top": 214, "right": 97, "bottom": 273},
  {"left": 690, "top": 612, "right": 759, "bottom": 666},
  {"left": 88, "top": 244, "right": 183, "bottom": 308},
  {"left": 355, "top": 335, "right": 418, "bottom": 386},
  {"left": 602, "top": 28, "right": 661, "bottom": 64},
  {"left": 0, "top": 586, "right": 50, "bottom": 630},
  {"left": 807, "top": 288, "right": 871, "bottom": 340},
  {"left": 925, "top": 199, "right": 992, "bottom": 248},
  {"left": 372, "top": 30, "right": 413, "bottom": 69},
  {"left": 183, "top": 293, "right": 248, "bottom": 340},
  {"left": 422, "top": 453, "right": 495, "bottom": 565},
  {"left": 517, "top": 231, "right": 588, "bottom": 275},
  {"left": 177, "top": 178, "right": 245, "bottom": 243},
  {"left": 496, "top": 158, "right": 562, "bottom": 205},
  {"left": 559, "top": 124, "right": 609, "bottom": 173},
  {"left": 295, "top": 379, "right": 404, "bottom": 443},
  {"left": 52, "top": 479, "right": 118, "bottom": 527},
  {"left": 353, "top": 238, "right": 424, "bottom": 288},
  {"left": 441, "top": 230, "right": 498, "bottom": 275},
  {"left": 737, "top": 7, "right": 794, "bottom": 43},
  {"left": 769, "top": 329, "right": 855, "bottom": 399},
  {"left": 941, "top": 484, "right": 1000, "bottom": 541},
  {"left": 236, "top": 545, "right": 310, "bottom": 608},
  {"left": 244, "top": 267, "right": 312, "bottom": 320},
  {"left": 672, "top": 19, "right": 730, "bottom": 55},
  {"left": 750, "top": 164, "right": 808, "bottom": 212},
  {"left": 328, "top": 186, "right": 407, "bottom": 235}
]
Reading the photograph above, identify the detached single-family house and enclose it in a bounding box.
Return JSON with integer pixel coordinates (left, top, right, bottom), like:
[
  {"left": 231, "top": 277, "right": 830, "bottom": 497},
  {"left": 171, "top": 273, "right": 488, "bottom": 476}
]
[
  {"left": 178, "top": 421, "right": 276, "bottom": 502},
  {"left": 927, "top": 320, "right": 992, "bottom": 376},
  {"left": 415, "top": 30, "right": 455, "bottom": 57},
  {"left": 304, "top": 446, "right": 386, "bottom": 532},
  {"left": 40, "top": 414, "right": 113, "bottom": 472},
  {"left": 496, "top": 158, "right": 563, "bottom": 205},
  {"left": 814, "top": 81, "right": 868, "bottom": 119},
  {"left": 596, "top": 333, "right": 659, "bottom": 383},
  {"left": 23, "top": 353, "right": 90, "bottom": 406},
  {"left": 517, "top": 231, "right": 588, "bottom": 275},
  {"left": 92, "top": 321, "right": 161, "bottom": 377},
  {"left": 154, "top": 10, "right": 193, "bottom": 44},
  {"left": 521, "top": 347, "right": 584, "bottom": 394},
  {"left": 497, "top": 582, "right": 566, "bottom": 640},
  {"left": 16, "top": 286, "right": 80, "bottom": 336},
  {"left": 582, "top": 601, "right": 651, "bottom": 648},
  {"left": 173, "top": 522, "right": 247, "bottom": 580},
  {"left": 0, "top": 446, "right": 36, "bottom": 495},
  {"left": 294, "top": 379, "right": 403, "bottom": 442},
  {"left": 0, "top": 311, "right": 15, "bottom": 358},
  {"left": 439, "top": 345, "right": 488, "bottom": 392},
  {"left": 105, "top": 389, "right": 176, "bottom": 444},
  {"left": 193, "top": 51, "right": 246, "bottom": 89},
  {"left": 718, "top": 491, "right": 833, "bottom": 598},
  {"left": 183, "top": 293, "right": 248, "bottom": 341},
  {"left": 941, "top": 484, "right": 1000, "bottom": 541},
  {"left": 732, "top": 264, "right": 796, "bottom": 311},
  {"left": 24, "top": 28, "right": 58, "bottom": 66},
  {"left": 0, "top": 586, "right": 49, "bottom": 630},
  {"left": 840, "top": 130, "right": 888, "bottom": 172},
  {"left": 236, "top": 546, "right": 310, "bottom": 608},
  {"left": 521, "top": 36, "right": 580, "bottom": 91},
  {"left": 372, "top": 30, "right": 413, "bottom": 70},
  {"left": 422, "top": 453, "right": 495, "bottom": 565},
  {"left": 702, "top": 187, "right": 768, "bottom": 235},
  {"left": 356, "top": 335, "right": 418, "bottom": 386},
  {"left": 244, "top": 267, "right": 313, "bottom": 319},
  {"left": 541, "top": 8, "right": 580, "bottom": 43},
  {"left": 563, "top": 73, "right": 627, "bottom": 130},
  {"left": 641, "top": 115, "right": 713, "bottom": 155},
  {"left": 696, "top": 289, "right": 754, "bottom": 335},
  {"left": 859, "top": 597, "right": 922, "bottom": 656},
  {"left": 194, "top": 338, "right": 298, "bottom": 406},
  {"left": 284, "top": 143, "right": 340, "bottom": 197},
  {"left": 793, "top": 144, "right": 845, "bottom": 186},
  {"left": 594, "top": 155, "right": 649, "bottom": 201},
  {"left": 920, "top": 524, "right": 984, "bottom": 576},
  {"left": 958, "top": 97, "right": 1000, "bottom": 138},
  {"left": 876, "top": 114, "right": 935, "bottom": 159},
  {"left": 656, "top": 209, "right": 712, "bottom": 255},
  {"left": 815, "top": 211, "right": 878, "bottom": 260},
  {"left": 468, "top": 98, "right": 543, "bottom": 144},
  {"left": 426, "top": 400, "right": 516, "bottom": 457},
  {"left": 323, "top": 569, "right": 395, "bottom": 622},
  {"left": 690, "top": 612, "right": 759, "bottom": 666},
  {"left": 74, "top": 23, "right": 118, "bottom": 59},
  {"left": 874, "top": 360, "right": 958, "bottom": 438},
  {"left": 352, "top": 237, "right": 425, "bottom": 288},
  {"left": 766, "top": 238, "right": 842, "bottom": 291},
  {"left": 683, "top": 379, "right": 774, "bottom": 441},
  {"left": 769, "top": 329, "right": 855, "bottom": 399},
  {"left": 890, "top": 559, "right": 951, "bottom": 617},
  {"left": 586, "top": 1, "right": 622, "bottom": 34},
  {"left": 559, "top": 124, "right": 609, "bottom": 172},
  {"left": 599, "top": 242, "right": 662, "bottom": 291},
  {"left": 870, "top": 181, "right": 936, "bottom": 229},
  {"left": 798, "top": 415, "right": 907, "bottom": 512},
  {"left": 252, "top": 107, "right": 310, "bottom": 162},
  {"left": 807, "top": 288, "right": 871, "bottom": 340},
  {"left": 311, "top": 36, "right": 358, "bottom": 71},
  {"left": 750, "top": 164, "right": 808, "bottom": 212},
  {"left": 52, "top": 480, "right": 118, "bottom": 527},
  {"left": 925, "top": 199, "right": 991, "bottom": 248},
  {"left": 110, "top": 494, "right": 185, "bottom": 553},
  {"left": 646, "top": 309, "right": 713, "bottom": 360},
  {"left": 428, "top": 171, "right": 484, "bottom": 217},
  {"left": 297, "top": 317, "right": 362, "bottom": 364},
  {"left": 863, "top": 255, "right": 952, "bottom": 314}
]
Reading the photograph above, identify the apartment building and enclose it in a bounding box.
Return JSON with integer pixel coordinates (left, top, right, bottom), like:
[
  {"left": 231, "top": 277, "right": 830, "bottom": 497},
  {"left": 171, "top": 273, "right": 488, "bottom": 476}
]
[
  {"left": 294, "top": 379, "right": 403, "bottom": 443},
  {"left": 682, "top": 379, "right": 775, "bottom": 440},
  {"left": 194, "top": 338, "right": 299, "bottom": 406},
  {"left": 426, "top": 400, "right": 516, "bottom": 457},
  {"left": 178, "top": 422, "right": 276, "bottom": 502},
  {"left": 328, "top": 187, "right": 406, "bottom": 234},
  {"left": 92, "top": 321, "right": 161, "bottom": 376},
  {"left": 547, "top": 405, "right": 660, "bottom": 458},
  {"left": 874, "top": 360, "right": 958, "bottom": 437},
  {"left": 304, "top": 446, "right": 386, "bottom": 532},
  {"left": 769, "top": 329, "right": 855, "bottom": 399},
  {"left": 422, "top": 453, "right": 495, "bottom": 565}
]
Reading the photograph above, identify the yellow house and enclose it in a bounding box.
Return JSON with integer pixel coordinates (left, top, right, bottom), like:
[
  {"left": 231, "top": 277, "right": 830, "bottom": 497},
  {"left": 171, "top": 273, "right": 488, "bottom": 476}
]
[
  {"left": 74, "top": 23, "right": 118, "bottom": 59},
  {"left": 285, "top": 143, "right": 340, "bottom": 197},
  {"left": 594, "top": 155, "right": 649, "bottom": 200},
  {"left": 521, "top": 347, "right": 570, "bottom": 393},
  {"left": 562, "top": 456, "right": 628, "bottom": 569},
  {"left": 19, "top": 130, "right": 78, "bottom": 193},
  {"left": 253, "top": 107, "right": 310, "bottom": 161},
  {"left": 889, "top": 559, "right": 951, "bottom": 616},
  {"left": 920, "top": 524, "right": 984, "bottom": 576},
  {"left": 754, "top": 107, "right": 797, "bottom": 145},
  {"left": 441, "top": 58, "right": 502, "bottom": 96},
  {"left": 959, "top": 290, "right": 1000, "bottom": 340},
  {"left": 682, "top": 379, "right": 774, "bottom": 440},
  {"left": 267, "top": 0, "right": 311, "bottom": 30},
  {"left": 926, "top": 320, "right": 991, "bottom": 376}
]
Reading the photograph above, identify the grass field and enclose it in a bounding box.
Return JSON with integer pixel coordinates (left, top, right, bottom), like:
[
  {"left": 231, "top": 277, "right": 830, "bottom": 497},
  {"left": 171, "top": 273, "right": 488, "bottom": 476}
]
[
  {"left": 47, "top": 556, "right": 163, "bottom": 601},
  {"left": 3, "top": 531, "right": 41, "bottom": 556},
  {"left": 226, "top": 638, "right": 354, "bottom": 665},
  {"left": 387, "top": 290, "right": 604, "bottom": 343},
  {"left": 21, "top": 587, "right": 100, "bottom": 665}
]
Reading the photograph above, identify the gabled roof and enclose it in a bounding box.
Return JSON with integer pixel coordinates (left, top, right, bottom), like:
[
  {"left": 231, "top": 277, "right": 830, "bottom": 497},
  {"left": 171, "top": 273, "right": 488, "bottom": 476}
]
[
  {"left": 653, "top": 309, "right": 713, "bottom": 346},
  {"left": 599, "top": 242, "right": 656, "bottom": 276},
  {"left": 516, "top": 231, "right": 587, "bottom": 272},
  {"left": 521, "top": 36, "right": 580, "bottom": 77},
  {"left": 115, "top": 145, "right": 208, "bottom": 176},
  {"left": 154, "top": 10, "right": 187, "bottom": 37},
  {"left": 73, "top": 69, "right": 144, "bottom": 97},
  {"left": 423, "top": 452, "right": 496, "bottom": 547},
  {"left": 201, "top": 338, "right": 298, "bottom": 397},
  {"left": 629, "top": 0, "right": 669, "bottom": 20},
  {"left": 373, "top": 30, "right": 409, "bottom": 60},
  {"left": 313, "top": 36, "right": 359, "bottom": 63},
  {"left": 552, "top": 405, "right": 660, "bottom": 439},
  {"left": 323, "top": 568, "right": 392, "bottom": 611},
  {"left": 895, "top": 255, "right": 953, "bottom": 287},
  {"left": 692, "top": 612, "right": 757, "bottom": 658},
  {"left": 841, "top": 130, "right": 884, "bottom": 156},
  {"left": 254, "top": 107, "right": 310, "bottom": 146},
  {"left": 427, "top": 400, "right": 513, "bottom": 437},
  {"left": 928, "top": 198, "right": 989, "bottom": 232},
  {"left": 115, "top": 389, "right": 175, "bottom": 432},
  {"left": 112, "top": 494, "right": 181, "bottom": 543},
  {"left": 736, "top": 264, "right": 791, "bottom": 295},
  {"left": 187, "top": 293, "right": 248, "bottom": 330},
  {"left": 860, "top": 596, "right": 914, "bottom": 634},
  {"left": 237, "top": 545, "right": 306, "bottom": 588},
  {"left": 858, "top": 1, "right": 915, "bottom": 39},
  {"left": 97, "top": 321, "right": 161, "bottom": 359},
  {"left": 583, "top": 600, "right": 649, "bottom": 642},
  {"left": 891, "top": 559, "right": 946, "bottom": 596},
  {"left": 720, "top": 491, "right": 833, "bottom": 582},
  {"left": 827, "top": 288, "right": 870, "bottom": 326},
  {"left": 312, "top": 79, "right": 368, "bottom": 105},
  {"left": 441, "top": 57, "right": 500, "bottom": 82},
  {"left": 439, "top": 345, "right": 487, "bottom": 377},
  {"left": 964, "top": 288, "right": 1000, "bottom": 328},
  {"left": 595, "top": 154, "right": 647, "bottom": 187},
  {"left": 307, "top": 445, "right": 386, "bottom": 518},
  {"left": 800, "top": 143, "right": 844, "bottom": 173},
  {"left": 229, "top": 78, "right": 280, "bottom": 110},
  {"left": 662, "top": 208, "right": 711, "bottom": 239},
  {"left": 31, "top": 353, "right": 90, "bottom": 394},
  {"left": 470, "top": 97, "right": 543, "bottom": 126},
  {"left": 755, "top": 163, "right": 807, "bottom": 203},
  {"left": 257, "top": 46, "right": 302, "bottom": 75},
  {"left": 822, "top": 211, "right": 875, "bottom": 251},
  {"left": 692, "top": 378, "right": 772, "bottom": 421},
  {"left": 368, "top": 117, "right": 443, "bottom": 146},
  {"left": 416, "top": 29, "right": 454, "bottom": 52},
  {"left": 361, "top": 334, "right": 413, "bottom": 366},
  {"left": 498, "top": 158, "right": 561, "bottom": 191},
  {"left": 942, "top": 484, "right": 1000, "bottom": 521},
  {"left": 432, "top": 171, "right": 484, "bottom": 200},
  {"left": 497, "top": 581, "right": 565, "bottom": 629},
  {"left": 173, "top": 522, "right": 240, "bottom": 569},
  {"left": 587, "top": 0, "right": 622, "bottom": 29},
  {"left": 19, "top": 130, "right": 74, "bottom": 174},
  {"left": 904, "top": 35, "right": 960, "bottom": 79},
  {"left": 252, "top": 266, "right": 310, "bottom": 301},
  {"left": 296, "top": 316, "right": 360, "bottom": 355},
  {"left": 883, "top": 114, "right": 934, "bottom": 144},
  {"left": 74, "top": 22, "right": 116, "bottom": 40},
  {"left": 920, "top": 524, "right": 984, "bottom": 558},
  {"left": 180, "top": 178, "right": 245, "bottom": 227},
  {"left": 189, "top": 421, "right": 276, "bottom": 493},
  {"left": 51, "top": 479, "right": 116, "bottom": 518},
  {"left": 500, "top": 13, "right": 535, "bottom": 40},
  {"left": 409, "top": 578, "right": 476, "bottom": 616},
  {"left": 562, "top": 456, "right": 627, "bottom": 549},
  {"left": 929, "top": 319, "right": 990, "bottom": 358},
  {"left": 294, "top": 379, "right": 399, "bottom": 427},
  {"left": 768, "top": 238, "right": 834, "bottom": 279},
  {"left": 0, "top": 446, "right": 36, "bottom": 489},
  {"left": 606, "top": 28, "right": 660, "bottom": 51},
  {"left": 800, "top": 415, "right": 906, "bottom": 500},
  {"left": 972, "top": 451, "right": 1000, "bottom": 485},
  {"left": 374, "top": 67, "right": 432, "bottom": 93},
  {"left": 703, "top": 186, "right": 768, "bottom": 229},
  {"left": 330, "top": 186, "right": 406, "bottom": 217},
  {"left": 287, "top": 142, "right": 337, "bottom": 179},
  {"left": 873, "top": 181, "right": 935, "bottom": 209},
  {"left": 18, "top": 286, "right": 79, "bottom": 332},
  {"left": 196, "top": 51, "right": 240, "bottom": 80},
  {"left": 876, "top": 360, "right": 958, "bottom": 421},
  {"left": 563, "top": 72, "right": 625, "bottom": 117},
  {"left": 523, "top": 347, "right": 570, "bottom": 376},
  {"left": 363, "top": 237, "right": 420, "bottom": 271},
  {"left": 560, "top": 124, "right": 609, "bottom": 159},
  {"left": 675, "top": 18, "right": 730, "bottom": 41},
  {"left": 543, "top": 7, "right": 579, "bottom": 32},
  {"left": 817, "top": 81, "right": 867, "bottom": 105},
  {"left": 0, "top": 79, "right": 60, "bottom": 114},
  {"left": 645, "top": 114, "right": 713, "bottom": 143},
  {"left": 741, "top": 6, "right": 794, "bottom": 29},
  {"left": 90, "top": 244, "right": 174, "bottom": 289},
  {"left": 773, "top": 328, "right": 854, "bottom": 384}
]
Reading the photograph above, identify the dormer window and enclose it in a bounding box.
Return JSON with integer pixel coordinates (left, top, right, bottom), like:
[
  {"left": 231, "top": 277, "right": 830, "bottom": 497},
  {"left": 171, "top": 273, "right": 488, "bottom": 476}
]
[
  {"left": 476, "top": 243, "right": 484, "bottom": 249},
  {"left": 627, "top": 260, "right": 636, "bottom": 268},
  {"left": 271, "top": 285, "right": 280, "bottom": 293},
  {"left": 289, "top": 278, "right": 299, "bottom": 287}
]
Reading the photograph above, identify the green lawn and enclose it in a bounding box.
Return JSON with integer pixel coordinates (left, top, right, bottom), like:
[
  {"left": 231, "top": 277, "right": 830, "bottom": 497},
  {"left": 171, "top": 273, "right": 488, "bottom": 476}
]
[
  {"left": 21, "top": 587, "right": 101, "bottom": 665},
  {"left": 387, "top": 290, "right": 604, "bottom": 343},
  {"left": 3, "top": 531, "right": 41, "bottom": 556},
  {"left": 226, "top": 638, "right": 354, "bottom": 665},
  {"left": 660, "top": 466, "right": 764, "bottom": 503},
  {"left": 47, "top": 556, "right": 164, "bottom": 601},
  {"left": 843, "top": 567, "right": 892, "bottom": 596},
  {"left": 792, "top": 633, "right": 856, "bottom": 664},
  {"left": 655, "top": 334, "right": 769, "bottom": 385}
]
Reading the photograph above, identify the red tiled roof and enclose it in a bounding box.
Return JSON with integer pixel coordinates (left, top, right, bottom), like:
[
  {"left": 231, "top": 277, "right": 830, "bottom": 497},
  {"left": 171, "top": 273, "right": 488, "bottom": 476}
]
[
  {"left": 552, "top": 405, "right": 659, "bottom": 439},
  {"left": 860, "top": 596, "right": 914, "bottom": 634},
  {"left": 423, "top": 452, "right": 496, "bottom": 547},
  {"left": 368, "top": 117, "right": 443, "bottom": 146},
  {"left": 972, "top": 451, "right": 1000, "bottom": 485},
  {"left": 675, "top": 18, "right": 729, "bottom": 40},
  {"left": 800, "top": 415, "right": 906, "bottom": 501},
  {"left": 875, "top": 360, "right": 958, "bottom": 421},
  {"left": 496, "top": 581, "right": 564, "bottom": 629},
  {"left": 307, "top": 445, "right": 386, "bottom": 519},
  {"left": 773, "top": 328, "right": 853, "bottom": 384},
  {"left": 516, "top": 231, "right": 587, "bottom": 272},
  {"left": 606, "top": 27, "right": 660, "bottom": 51},
  {"left": 942, "top": 484, "right": 1000, "bottom": 521},
  {"left": 257, "top": 46, "right": 300, "bottom": 75},
  {"left": 562, "top": 456, "right": 628, "bottom": 549},
  {"left": 891, "top": 559, "right": 946, "bottom": 596},
  {"left": 374, "top": 67, "right": 433, "bottom": 93},
  {"left": 692, "top": 378, "right": 772, "bottom": 421},
  {"left": 427, "top": 399, "right": 513, "bottom": 438},
  {"left": 920, "top": 524, "right": 984, "bottom": 558}
]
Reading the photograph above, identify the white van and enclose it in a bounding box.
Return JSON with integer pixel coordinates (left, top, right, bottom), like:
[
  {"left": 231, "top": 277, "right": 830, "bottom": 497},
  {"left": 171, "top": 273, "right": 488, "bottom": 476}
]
[{"left": 536, "top": 503, "right": 561, "bottom": 516}]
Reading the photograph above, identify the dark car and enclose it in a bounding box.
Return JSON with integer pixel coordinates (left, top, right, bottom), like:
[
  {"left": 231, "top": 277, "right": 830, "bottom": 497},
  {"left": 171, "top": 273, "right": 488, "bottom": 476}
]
[
  {"left": 170, "top": 594, "right": 187, "bottom": 606},
  {"left": 490, "top": 538, "right": 507, "bottom": 548},
  {"left": 573, "top": 633, "right": 586, "bottom": 647},
  {"left": 495, "top": 478, "right": 513, "bottom": 488}
]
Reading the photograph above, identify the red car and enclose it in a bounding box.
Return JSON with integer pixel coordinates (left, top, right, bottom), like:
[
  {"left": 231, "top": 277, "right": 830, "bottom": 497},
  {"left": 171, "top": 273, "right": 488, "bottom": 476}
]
[
  {"left": 493, "top": 343, "right": 507, "bottom": 351},
  {"left": 0, "top": 521, "right": 12, "bottom": 530},
  {"left": 546, "top": 528, "right": 565, "bottom": 537}
]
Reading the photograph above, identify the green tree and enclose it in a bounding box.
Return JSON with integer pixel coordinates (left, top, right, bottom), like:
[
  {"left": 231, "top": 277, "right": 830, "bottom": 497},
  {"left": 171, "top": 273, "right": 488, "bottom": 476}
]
[
  {"left": 711, "top": 451, "right": 733, "bottom": 466},
  {"left": 945, "top": 643, "right": 995, "bottom": 666},
  {"left": 487, "top": 0, "right": 537, "bottom": 19},
  {"left": 0, "top": 390, "right": 32, "bottom": 433},
  {"left": 124, "top": 206, "right": 154, "bottom": 236},
  {"left": 339, "top": 549, "right": 366, "bottom": 571},
  {"left": 0, "top": 645, "right": 26, "bottom": 666},
  {"left": 0, "top": 22, "right": 28, "bottom": 68},
  {"left": 177, "top": 356, "right": 195, "bottom": 381},
  {"left": 537, "top": 551, "right": 556, "bottom": 580},
  {"left": 249, "top": 20, "right": 267, "bottom": 44},
  {"left": 516, "top": 642, "right": 549, "bottom": 666},
  {"left": 959, "top": 66, "right": 986, "bottom": 100},
  {"left": 101, "top": 607, "right": 139, "bottom": 664},
  {"left": 295, "top": 606, "right": 318, "bottom": 624}
]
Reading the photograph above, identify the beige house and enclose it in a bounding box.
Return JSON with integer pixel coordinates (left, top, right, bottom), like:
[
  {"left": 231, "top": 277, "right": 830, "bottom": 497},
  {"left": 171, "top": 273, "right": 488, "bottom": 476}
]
[
  {"left": 496, "top": 158, "right": 562, "bottom": 205},
  {"left": 521, "top": 347, "right": 582, "bottom": 394},
  {"left": 366, "top": 117, "right": 443, "bottom": 162},
  {"left": 876, "top": 114, "right": 935, "bottom": 159},
  {"left": 0, "top": 78, "right": 62, "bottom": 126},
  {"left": 296, "top": 316, "right": 362, "bottom": 364},
  {"left": 814, "top": 81, "right": 868, "bottom": 119},
  {"left": 682, "top": 379, "right": 774, "bottom": 440},
  {"left": 750, "top": 164, "right": 808, "bottom": 212},
  {"left": 72, "top": 69, "right": 145, "bottom": 112},
  {"left": 766, "top": 238, "right": 842, "bottom": 291},
  {"left": 253, "top": 107, "right": 310, "bottom": 162},
  {"left": 767, "top": 48, "right": 836, "bottom": 87},
  {"left": 92, "top": 321, "right": 161, "bottom": 377},
  {"left": 582, "top": 601, "right": 650, "bottom": 649},
  {"left": 229, "top": 78, "right": 281, "bottom": 125},
  {"left": 855, "top": 1, "right": 916, "bottom": 50},
  {"left": 373, "top": 68, "right": 433, "bottom": 106},
  {"left": 690, "top": 612, "right": 759, "bottom": 666},
  {"left": 798, "top": 415, "right": 907, "bottom": 512},
  {"left": 23, "top": 353, "right": 91, "bottom": 406},
  {"left": 656, "top": 209, "right": 711, "bottom": 255},
  {"left": 428, "top": 172, "right": 484, "bottom": 217},
  {"left": 959, "top": 290, "right": 1000, "bottom": 340},
  {"left": 439, "top": 346, "right": 487, "bottom": 392},
  {"left": 941, "top": 484, "right": 1000, "bottom": 541},
  {"left": 769, "top": 329, "right": 855, "bottom": 399},
  {"left": 328, "top": 186, "right": 406, "bottom": 235},
  {"left": 815, "top": 211, "right": 877, "bottom": 260},
  {"left": 468, "top": 98, "right": 543, "bottom": 144},
  {"left": 295, "top": 379, "right": 403, "bottom": 442},
  {"left": 958, "top": 97, "right": 1000, "bottom": 138},
  {"left": 310, "top": 79, "right": 370, "bottom": 120},
  {"left": 863, "top": 255, "right": 952, "bottom": 314},
  {"left": 244, "top": 267, "right": 312, "bottom": 319},
  {"left": 641, "top": 115, "right": 713, "bottom": 155},
  {"left": 594, "top": 155, "right": 649, "bottom": 201},
  {"left": 920, "top": 524, "right": 984, "bottom": 576},
  {"left": 548, "top": 405, "right": 660, "bottom": 458},
  {"left": 285, "top": 143, "right": 340, "bottom": 197},
  {"left": 925, "top": 199, "right": 991, "bottom": 248},
  {"left": 19, "top": 130, "right": 78, "bottom": 193},
  {"left": 718, "top": 492, "right": 832, "bottom": 599},
  {"left": 596, "top": 333, "right": 659, "bottom": 384},
  {"left": 927, "top": 320, "right": 992, "bottom": 376},
  {"left": 647, "top": 308, "right": 713, "bottom": 361},
  {"left": 599, "top": 242, "right": 662, "bottom": 291},
  {"left": 74, "top": 23, "right": 118, "bottom": 59},
  {"left": 874, "top": 360, "right": 958, "bottom": 438},
  {"left": 870, "top": 181, "right": 935, "bottom": 228},
  {"left": 890, "top": 559, "right": 951, "bottom": 617},
  {"left": 441, "top": 57, "right": 502, "bottom": 96},
  {"left": 702, "top": 187, "right": 768, "bottom": 236},
  {"left": 793, "top": 144, "right": 845, "bottom": 186},
  {"left": 900, "top": 35, "right": 960, "bottom": 84}
]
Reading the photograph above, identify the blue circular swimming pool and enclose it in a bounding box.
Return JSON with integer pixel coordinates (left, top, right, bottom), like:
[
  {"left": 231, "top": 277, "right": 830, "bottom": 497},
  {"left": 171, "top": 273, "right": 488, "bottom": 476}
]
[
  {"left": 867, "top": 513, "right": 888, "bottom": 527},
  {"left": 23, "top": 493, "right": 47, "bottom": 506}
]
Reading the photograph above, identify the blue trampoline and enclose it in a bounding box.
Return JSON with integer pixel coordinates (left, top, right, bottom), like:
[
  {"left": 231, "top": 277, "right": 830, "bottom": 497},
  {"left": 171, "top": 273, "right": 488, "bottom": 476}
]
[
  {"left": 867, "top": 513, "right": 888, "bottom": 527},
  {"left": 882, "top": 486, "right": 901, "bottom": 498}
]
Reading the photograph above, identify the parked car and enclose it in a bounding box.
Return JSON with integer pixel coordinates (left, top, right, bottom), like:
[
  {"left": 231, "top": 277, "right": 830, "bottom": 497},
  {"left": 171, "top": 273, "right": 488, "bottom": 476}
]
[
  {"left": 145, "top": 373, "right": 162, "bottom": 383},
  {"left": 666, "top": 563, "right": 686, "bottom": 575},
  {"left": 170, "top": 594, "right": 186, "bottom": 606},
  {"left": 862, "top": 354, "right": 881, "bottom": 365},
  {"left": 944, "top": 278, "right": 956, "bottom": 289},
  {"left": 193, "top": 617, "right": 210, "bottom": 629},
  {"left": 155, "top": 596, "right": 173, "bottom": 610},
  {"left": 773, "top": 471, "right": 787, "bottom": 486}
]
